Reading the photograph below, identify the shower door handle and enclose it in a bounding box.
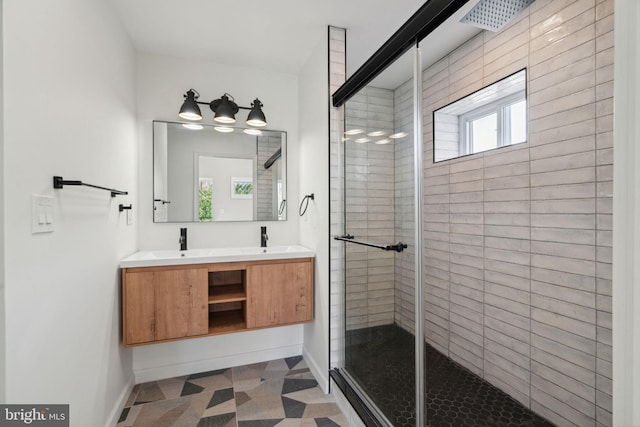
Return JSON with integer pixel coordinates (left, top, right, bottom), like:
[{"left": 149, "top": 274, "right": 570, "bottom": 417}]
[{"left": 334, "top": 235, "right": 408, "bottom": 253}]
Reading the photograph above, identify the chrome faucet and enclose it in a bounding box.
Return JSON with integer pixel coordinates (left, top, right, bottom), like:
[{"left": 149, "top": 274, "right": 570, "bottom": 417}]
[
  {"left": 261, "top": 226, "right": 268, "bottom": 248},
  {"left": 179, "top": 227, "right": 188, "bottom": 251}
]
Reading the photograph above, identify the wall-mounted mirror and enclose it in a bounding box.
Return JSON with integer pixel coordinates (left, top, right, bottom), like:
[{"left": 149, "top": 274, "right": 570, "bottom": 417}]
[
  {"left": 433, "top": 68, "right": 527, "bottom": 162},
  {"left": 153, "top": 120, "right": 286, "bottom": 222}
]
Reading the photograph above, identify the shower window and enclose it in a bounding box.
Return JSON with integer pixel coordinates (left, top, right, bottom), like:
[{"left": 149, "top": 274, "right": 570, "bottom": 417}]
[
  {"left": 459, "top": 91, "right": 526, "bottom": 155},
  {"left": 433, "top": 68, "right": 527, "bottom": 162}
]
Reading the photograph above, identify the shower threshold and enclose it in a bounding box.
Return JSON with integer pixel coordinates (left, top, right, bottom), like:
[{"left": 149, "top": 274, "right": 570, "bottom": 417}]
[{"left": 333, "top": 324, "right": 555, "bottom": 427}]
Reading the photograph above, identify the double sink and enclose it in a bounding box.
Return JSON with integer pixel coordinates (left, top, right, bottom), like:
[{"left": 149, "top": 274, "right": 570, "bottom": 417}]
[{"left": 120, "top": 245, "right": 315, "bottom": 268}]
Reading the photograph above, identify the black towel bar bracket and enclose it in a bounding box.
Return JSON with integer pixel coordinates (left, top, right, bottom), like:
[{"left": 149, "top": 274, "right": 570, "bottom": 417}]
[
  {"left": 119, "top": 204, "right": 132, "bottom": 212},
  {"left": 53, "top": 176, "right": 128, "bottom": 197}
]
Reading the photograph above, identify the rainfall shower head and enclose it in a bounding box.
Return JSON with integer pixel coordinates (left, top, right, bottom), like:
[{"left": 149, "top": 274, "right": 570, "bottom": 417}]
[{"left": 460, "top": 0, "right": 536, "bottom": 32}]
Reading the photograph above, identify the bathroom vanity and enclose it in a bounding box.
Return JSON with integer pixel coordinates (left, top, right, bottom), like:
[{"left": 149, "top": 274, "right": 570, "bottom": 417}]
[{"left": 120, "top": 246, "right": 314, "bottom": 347}]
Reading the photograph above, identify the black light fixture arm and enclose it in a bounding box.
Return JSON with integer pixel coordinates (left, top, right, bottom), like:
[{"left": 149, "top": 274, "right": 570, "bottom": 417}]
[
  {"left": 185, "top": 90, "right": 245, "bottom": 109},
  {"left": 237, "top": 98, "right": 263, "bottom": 111},
  {"left": 184, "top": 88, "right": 200, "bottom": 98},
  {"left": 209, "top": 94, "right": 258, "bottom": 112}
]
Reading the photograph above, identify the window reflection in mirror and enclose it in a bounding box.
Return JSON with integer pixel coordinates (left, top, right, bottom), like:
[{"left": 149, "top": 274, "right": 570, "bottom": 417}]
[
  {"left": 433, "top": 69, "right": 527, "bottom": 162},
  {"left": 153, "top": 121, "right": 286, "bottom": 222}
]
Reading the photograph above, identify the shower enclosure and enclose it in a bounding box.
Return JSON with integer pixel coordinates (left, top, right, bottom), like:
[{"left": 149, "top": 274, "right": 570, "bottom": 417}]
[
  {"left": 332, "top": 44, "right": 551, "bottom": 426},
  {"left": 330, "top": 0, "right": 613, "bottom": 425},
  {"left": 337, "top": 46, "right": 422, "bottom": 426}
]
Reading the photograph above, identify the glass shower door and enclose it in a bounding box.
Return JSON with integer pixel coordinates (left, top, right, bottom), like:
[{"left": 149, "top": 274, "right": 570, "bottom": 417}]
[{"left": 339, "top": 46, "right": 421, "bottom": 426}]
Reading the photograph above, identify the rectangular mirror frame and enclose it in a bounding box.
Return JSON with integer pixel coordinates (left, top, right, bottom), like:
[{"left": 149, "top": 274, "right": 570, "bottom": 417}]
[{"left": 153, "top": 120, "right": 287, "bottom": 223}]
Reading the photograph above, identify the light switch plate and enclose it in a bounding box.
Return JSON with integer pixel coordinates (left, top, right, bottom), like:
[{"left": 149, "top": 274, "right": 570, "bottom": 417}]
[
  {"left": 32, "top": 194, "right": 55, "bottom": 234},
  {"left": 126, "top": 209, "right": 134, "bottom": 225}
]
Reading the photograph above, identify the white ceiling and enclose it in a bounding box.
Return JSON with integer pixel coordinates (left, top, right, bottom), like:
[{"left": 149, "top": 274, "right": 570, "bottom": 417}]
[{"left": 111, "top": 0, "right": 482, "bottom": 90}]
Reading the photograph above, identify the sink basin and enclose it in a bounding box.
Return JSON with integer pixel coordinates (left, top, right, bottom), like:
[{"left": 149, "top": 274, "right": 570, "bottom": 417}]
[
  {"left": 120, "top": 245, "right": 314, "bottom": 268},
  {"left": 239, "top": 246, "right": 308, "bottom": 255}
]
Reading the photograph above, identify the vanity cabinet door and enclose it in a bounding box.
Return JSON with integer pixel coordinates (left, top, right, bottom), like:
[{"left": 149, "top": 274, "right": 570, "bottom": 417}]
[
  {"left": 123, "top": 267, "right": 208, "bottom": 345},
  {"left": 246, "top": 258, "right": 314, "bottom": 328}
]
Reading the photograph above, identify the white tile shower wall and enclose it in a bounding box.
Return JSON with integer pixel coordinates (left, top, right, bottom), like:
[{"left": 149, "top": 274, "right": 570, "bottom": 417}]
[
  {"left": 329, "top": 26, "right": 346, "bottom": 368},
  {"left": 344, "top": 88, "right": 396, "bottom": 330},
  {"left": 394, "top": 78, "right": 416, "bottom": 333},
  {"left": 594, "top": 0, "right": 613, "bottom": 425},
  {"left": 433, "top": 112, "right": 460, "bottom": 162},
  {"left": 419, "top": 0, "right": 613, "bottom": 425}
]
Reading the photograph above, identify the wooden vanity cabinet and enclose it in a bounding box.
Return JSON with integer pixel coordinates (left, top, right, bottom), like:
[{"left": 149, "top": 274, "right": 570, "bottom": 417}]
[
  {"left": 122, "top": 266, "right": 209, "bottom": 346},
  {"left": 122, "top": 257, "right": 314, "bottom": 347},
  {"left": 246, "top": 258, "right": 314, "bottom": 328}
]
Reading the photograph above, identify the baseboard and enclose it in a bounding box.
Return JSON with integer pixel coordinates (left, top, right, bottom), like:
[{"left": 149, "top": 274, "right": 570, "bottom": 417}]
[
  {"left": 134, "top": 344, "right": 303, "bottom": 383},
  {"left": 303, "top": 345, "right": 328, "bottom": 393},
  {"left": 105, "top": 374, "right": 135, "bottom": 427}
]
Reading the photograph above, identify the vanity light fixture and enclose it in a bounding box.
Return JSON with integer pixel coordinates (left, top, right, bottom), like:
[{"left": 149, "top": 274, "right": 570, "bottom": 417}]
[
  {"left": 178, "top": 89, "right": 267, "bottom": 127},
  {"left": 178, "top": 89, "right": 202, "bottom": 120}
]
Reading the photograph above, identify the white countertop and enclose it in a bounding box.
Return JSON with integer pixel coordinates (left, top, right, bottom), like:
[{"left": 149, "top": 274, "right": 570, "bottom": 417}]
[{"left": 120, "top": 245, "right": 315, "bottom": 268}]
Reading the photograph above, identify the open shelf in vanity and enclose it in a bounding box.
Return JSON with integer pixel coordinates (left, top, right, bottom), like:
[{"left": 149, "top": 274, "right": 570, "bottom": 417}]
[{"left": 206, "top": 265, "right": 248, "bottom": 334}]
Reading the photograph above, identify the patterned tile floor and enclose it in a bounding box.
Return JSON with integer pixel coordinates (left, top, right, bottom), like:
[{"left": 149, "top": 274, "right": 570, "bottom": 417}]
[
  {"left": 346, "top": 324, "right": 556, "bottom": 427},
  {"left": 117, "top": 356, "right": 348, "bottom": 427}
]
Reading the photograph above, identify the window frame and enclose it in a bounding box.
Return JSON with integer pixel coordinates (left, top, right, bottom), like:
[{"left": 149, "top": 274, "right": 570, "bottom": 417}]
[{"left": 459, "top": 90, "right": 526, "bottom": 156}]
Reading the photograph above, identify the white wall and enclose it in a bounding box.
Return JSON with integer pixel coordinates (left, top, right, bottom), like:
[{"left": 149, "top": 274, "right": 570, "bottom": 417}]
[
  {"left": 298, "top": 29, "right": 331, "bottom": 391},
  {"left": 2, "top": 0, "right": 137, "bottom": 425},
  {"left": 132, "top": 327, "right": 305, "bottom": 383},
  {"left": 134, "top": 52, "right": 305, "bottom": 381},
  {"left": 0, "top": 0, "right": 5, "bottom": 404}
]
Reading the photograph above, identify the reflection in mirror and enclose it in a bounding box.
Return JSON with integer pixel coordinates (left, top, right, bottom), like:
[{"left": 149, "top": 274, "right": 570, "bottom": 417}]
[
  {"left": 433, "top": 69, "right": 527, "bottom": 162},
  {"left": 153, "top": 121, "right": 286, "bottom": 222}
]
